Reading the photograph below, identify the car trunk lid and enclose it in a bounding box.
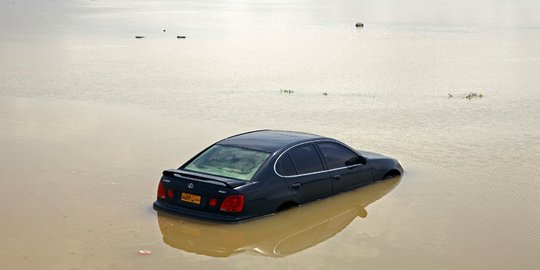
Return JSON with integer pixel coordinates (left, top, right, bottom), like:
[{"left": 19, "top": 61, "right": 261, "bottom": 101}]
[{"left": 158, "top": 169, "right": 247, "bottom": 213}]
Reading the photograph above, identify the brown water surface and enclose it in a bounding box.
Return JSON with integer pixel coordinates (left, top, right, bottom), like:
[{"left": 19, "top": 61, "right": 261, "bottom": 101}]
[{"left": 1, "top": 96, "right": 538, "bottom": 269}]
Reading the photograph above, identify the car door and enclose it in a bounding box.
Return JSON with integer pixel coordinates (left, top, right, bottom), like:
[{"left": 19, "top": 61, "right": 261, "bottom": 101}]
[
  {"left": 316, "top": 141, "right": 372, "bottom": 194},
  {"left": 282, "top": 143, "right": 332, "bottom": 203}
]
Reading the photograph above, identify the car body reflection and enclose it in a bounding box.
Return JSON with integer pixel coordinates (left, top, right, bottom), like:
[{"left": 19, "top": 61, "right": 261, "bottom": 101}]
[{"left": 157, "top": 177, "right": 401, "bottom": 257}]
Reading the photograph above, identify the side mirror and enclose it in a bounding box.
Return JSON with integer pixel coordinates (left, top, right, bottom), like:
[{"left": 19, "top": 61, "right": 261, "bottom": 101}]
[
  {"left": 358, "top": 155, "right": 366, "bottom": 164},
  {"left": 345, "top": 156, "right": 366, "bottom": 166}
]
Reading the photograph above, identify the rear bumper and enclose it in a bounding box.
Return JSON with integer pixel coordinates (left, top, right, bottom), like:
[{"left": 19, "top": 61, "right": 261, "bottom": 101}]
[{"left": 153, "top": 200, "right": 252, "bottom": 223}]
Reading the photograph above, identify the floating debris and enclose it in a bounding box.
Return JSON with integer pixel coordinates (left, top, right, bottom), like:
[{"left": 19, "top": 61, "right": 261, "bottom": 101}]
[
  {"left": 323, "top": 92, "right": 328, "bottom": 96},
  {"left": 134, "top": 36, "right": 145, "bottom": 39},
  {"left": 138, "top": 250, "right": 152, "bottom": 255},
  {"left": 163, "top": 29, "right": 166, "bottom": 32},
  {"left": 355, "top": 22, "right": 364, "bottom": 28},
  {"left": 464, "top": 92, "right": 484, "bottom": 99},
  {"left": 447, "top": 92, "right": 484, "bottom": 99},
  {"left": 280, "top": 89, "right": 294, "bottom": 94},
  {"left": 177, "top": 36, "right": 186, "bottom": 39}
]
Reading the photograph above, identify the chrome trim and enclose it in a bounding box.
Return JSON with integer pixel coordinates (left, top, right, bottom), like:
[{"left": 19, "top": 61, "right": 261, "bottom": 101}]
[{"left": 273, "top": 139, "right": 364, "bottom": 178}]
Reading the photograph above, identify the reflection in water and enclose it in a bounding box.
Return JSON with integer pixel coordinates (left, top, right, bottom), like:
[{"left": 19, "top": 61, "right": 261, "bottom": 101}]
[{"left": 157, "top": 177, "right": 401, "bottom": 257}]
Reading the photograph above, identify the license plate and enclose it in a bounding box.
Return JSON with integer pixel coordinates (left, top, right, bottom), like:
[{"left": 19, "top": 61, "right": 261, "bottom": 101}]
[{"left": 181, "top": 192, "right": 201, "bottom": 204}]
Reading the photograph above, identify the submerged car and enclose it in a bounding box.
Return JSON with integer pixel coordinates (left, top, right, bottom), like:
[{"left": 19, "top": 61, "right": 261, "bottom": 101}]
[{"left": 153, "top": 130, "right": 403, "bottom": 222}]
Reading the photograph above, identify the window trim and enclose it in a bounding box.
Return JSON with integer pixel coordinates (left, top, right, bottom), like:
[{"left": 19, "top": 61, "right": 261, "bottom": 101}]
[{"left": 273, "top": 139, "right": 365, "bottom": 178}]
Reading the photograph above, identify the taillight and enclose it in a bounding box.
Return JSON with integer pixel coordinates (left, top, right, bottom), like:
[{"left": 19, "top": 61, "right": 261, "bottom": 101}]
[
  {"left": 157, "top": 181, "right": 166, "bottom": 199},
  {"left": 167, "top": 189, "right": 174, "bottom": 198},
  {"left": 220, "top": 195, "right": 244, "bottom": 213},
  {"left": 208, "top": 197, "right": 217, "bottom": 207}
]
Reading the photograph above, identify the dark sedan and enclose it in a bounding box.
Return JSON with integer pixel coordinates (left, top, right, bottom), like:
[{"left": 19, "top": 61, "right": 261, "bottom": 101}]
[{"left": 153, "top": 130, "right": 403, "bottom": 222}]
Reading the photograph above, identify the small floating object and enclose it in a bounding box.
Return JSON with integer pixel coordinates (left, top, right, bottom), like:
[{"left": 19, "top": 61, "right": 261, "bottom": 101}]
[
  {"left": 448, "top": 93, "right": 453, "bottom": 98},
  {"left": 138, "top": 250, "right": 152, "bottom": 255},
  {"left": 463, "top": 92, "right": 484, "bottom": 99},
  {"left": 134, "top": 36, "right": 145, "bottom": 39},
  {"left": 280, "top": 88, "right": 294, "bottom": 94},
  {"left": 355, "top": 22, "right": 364, "bottom": 28},
  {"left": 163, "top": 29, "right": 166, "bottom": 32},
  {"left": 177, "top": 36, "right": 186, "bottom": 39},
  {"left": 323, "top": 92, "right": 328, "bottom": 96}
]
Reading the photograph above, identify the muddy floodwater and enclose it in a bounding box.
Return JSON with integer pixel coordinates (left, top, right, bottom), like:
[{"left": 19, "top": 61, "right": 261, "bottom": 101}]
[{"left": 1, "top": 0, "right": 540, "bottom": 269}]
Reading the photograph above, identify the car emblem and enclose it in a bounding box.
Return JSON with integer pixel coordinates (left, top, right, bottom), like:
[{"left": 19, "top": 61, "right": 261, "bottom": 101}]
[{"left": 187, "top": 183, "right": 194, "bottom": 189}]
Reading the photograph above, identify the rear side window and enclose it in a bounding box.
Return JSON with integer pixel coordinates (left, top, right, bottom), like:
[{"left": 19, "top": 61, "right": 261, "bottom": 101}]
[
  {"left": 276, "top": 153, "right": 297, "bottom": 176},
  {"left": 288, "top": 144, "right": 324, "bottom": 174},
  {"left": 317, "top": 142, "right": 359, "bottom": 169}
]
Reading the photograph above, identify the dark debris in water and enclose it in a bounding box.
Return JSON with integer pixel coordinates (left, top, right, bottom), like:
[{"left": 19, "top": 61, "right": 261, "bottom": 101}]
[
  {"left": 280, "top": 89, "right": 294, "bottom": 94},
  {"left": 464, "top": 92, "right": 484, "bottom": 99},
  {"left": 448, "top": 92, "right": 484, "bottom": 99},
  {"left": 134, "top": 32, "right": 187, "bottom": 39}
]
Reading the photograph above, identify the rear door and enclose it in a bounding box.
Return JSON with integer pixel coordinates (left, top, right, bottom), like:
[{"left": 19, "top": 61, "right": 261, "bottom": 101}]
[
  {"left": 283, "top": 143, "right": 332, "bottom": 203},
  {"left": 316, "top": 142, "right": 372, "bottom": 193}
]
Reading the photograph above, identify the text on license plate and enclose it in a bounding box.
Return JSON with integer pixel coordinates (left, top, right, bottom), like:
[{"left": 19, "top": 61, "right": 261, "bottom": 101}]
[{"left": 181, "top": 192, "right": 201, "bottom": 204}]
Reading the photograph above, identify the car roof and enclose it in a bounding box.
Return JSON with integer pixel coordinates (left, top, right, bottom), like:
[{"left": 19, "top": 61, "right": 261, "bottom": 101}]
[{"left": 217, "top": 130, "right": 326, "bottom": 153}]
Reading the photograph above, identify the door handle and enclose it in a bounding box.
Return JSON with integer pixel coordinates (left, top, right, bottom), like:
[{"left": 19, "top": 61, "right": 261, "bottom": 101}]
[
  {"left": 333, "top": 175, "right": 341, "bottom": 180},
  {"left": 291, "top": 183, "right": 301, "bottom": 189}
]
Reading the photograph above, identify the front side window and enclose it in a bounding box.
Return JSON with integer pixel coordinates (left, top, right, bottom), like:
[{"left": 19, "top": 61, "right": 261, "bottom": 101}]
[
  {"left": 317, "top": 142, "right": 360, "bottom": 169},
  {"left": 288, "top": 144, "right": 324, "bottom": 174},
  {"left": 184, "top": 145, "right": 270, "bottom": 181}
]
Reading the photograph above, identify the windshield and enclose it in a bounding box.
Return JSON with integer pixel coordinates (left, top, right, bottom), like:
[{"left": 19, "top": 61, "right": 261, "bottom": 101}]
[{"left": 184, "top": 145, "right": 270, "bottom": 181}]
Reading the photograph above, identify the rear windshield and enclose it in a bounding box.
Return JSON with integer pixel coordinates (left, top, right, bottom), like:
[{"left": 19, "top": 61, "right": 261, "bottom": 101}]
[{"left": 184, "top": 144, "right": 270, "bottom": 181}]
